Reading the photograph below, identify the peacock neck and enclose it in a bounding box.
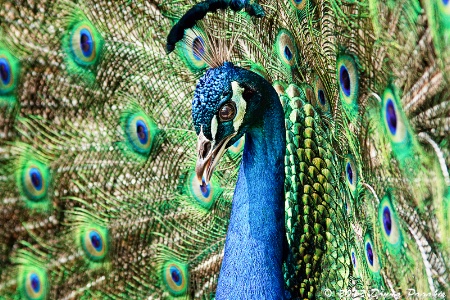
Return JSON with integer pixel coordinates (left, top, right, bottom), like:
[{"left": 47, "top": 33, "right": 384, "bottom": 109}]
[{"left": 216, "top": 89, "right": 286, "bottom": 299}]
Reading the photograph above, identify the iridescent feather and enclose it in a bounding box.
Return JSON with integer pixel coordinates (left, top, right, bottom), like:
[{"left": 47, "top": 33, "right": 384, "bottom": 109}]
[{"left": 0, "top": 0, "right": 449, "bottom": 299}]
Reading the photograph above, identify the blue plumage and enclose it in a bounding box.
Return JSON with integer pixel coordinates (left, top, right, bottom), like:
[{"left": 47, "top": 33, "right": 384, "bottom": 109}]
[
  {"left": 192, "top": 63, "right": 287, "bottom": 298},
  {"left": 1, "top": 0, "right": 450, "bottom": 298}
]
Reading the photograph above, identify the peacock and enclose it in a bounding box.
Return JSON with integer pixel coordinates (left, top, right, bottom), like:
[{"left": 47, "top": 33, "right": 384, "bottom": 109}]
[{"left": 0, "top": 0, "right": 449, "bottom": 299}]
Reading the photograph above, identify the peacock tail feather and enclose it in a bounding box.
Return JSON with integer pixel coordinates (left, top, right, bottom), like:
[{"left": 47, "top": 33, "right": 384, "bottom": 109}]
[{"left": 1, "top": 0, "right": 449, "bottom": 299}]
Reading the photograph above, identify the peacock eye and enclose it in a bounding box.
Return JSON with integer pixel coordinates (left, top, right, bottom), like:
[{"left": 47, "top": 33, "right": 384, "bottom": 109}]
[{"left": 218, "top": 102, "right": 236, "bottom": 121}]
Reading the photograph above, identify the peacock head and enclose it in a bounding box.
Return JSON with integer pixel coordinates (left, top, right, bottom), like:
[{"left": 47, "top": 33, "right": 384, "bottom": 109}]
[{"left": 192, "top": 62, "right": 270, "bottom": 184}]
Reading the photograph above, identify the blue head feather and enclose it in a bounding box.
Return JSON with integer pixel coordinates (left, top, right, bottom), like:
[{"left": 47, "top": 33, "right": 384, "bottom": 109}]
[{"left": 192, "top": 62, "right": 269, "bottom": 144}]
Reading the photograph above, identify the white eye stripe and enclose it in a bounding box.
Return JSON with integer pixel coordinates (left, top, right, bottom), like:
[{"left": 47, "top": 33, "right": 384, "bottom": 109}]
[
  {"left": 211, "top": 115, "right": 218, "bottom": 141},
  {"left": 231, "top": 81, "right": 247, "bottom": 132}
]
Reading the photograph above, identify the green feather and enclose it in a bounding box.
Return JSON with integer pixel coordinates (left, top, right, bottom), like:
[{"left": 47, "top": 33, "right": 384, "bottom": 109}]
[
  {"left": 61, "top": 8, "right": 104, "bottom": 83},
  {"left": 0, "top": 0, "right": 449, "bottom": 299},
  {"left": 17, "top": 261, "right": 49, "bottom": 300},
  {"left": 15, "top": 154, "right": 52, "bottom": 211},
  {"left": 0, "top": 46, "right": 20, "bottom": 106},
  {"left": 120, "top": 107, "right": 160, "bottom": 160},
  {"left": 178, "top": 27, "right": 209, "bottom": 73}
]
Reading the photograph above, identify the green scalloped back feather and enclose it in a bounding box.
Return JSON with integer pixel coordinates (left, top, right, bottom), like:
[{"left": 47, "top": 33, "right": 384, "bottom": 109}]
[{"left": 281, "top": 84, "right": 352, "bottom": 298}]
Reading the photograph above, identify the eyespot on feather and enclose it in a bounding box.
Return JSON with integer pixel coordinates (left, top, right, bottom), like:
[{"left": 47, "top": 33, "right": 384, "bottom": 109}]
[
  {"left": 68, "top": 21, "right": 103, "bottom": 67},
  {"left": 179, "top": 28, "right": 208, "bottom": 72},
  {"left": 275, "top": 29, "right": 297, "bottom": 69},
  {"left": 336, "top": 54, "right": 359, "bottom": 117},
  {"left": 80, "top": 226, "right": 109, "bottom": 262},
  {"left": 364, "top": 234, "right": 381, "bottom": 273},
  {"left": 162, "top": 260, "right": 188, "bottom": 296},
  {"left": 17, "top": 160, "right": 51, "bottom": 205},
  {"left": 123, "top": 111, "right": 159, "bottom": 157},
  {"left": 290, "top": 0, "right": 308, "bottom": 10},
  {"left": 0, "top": 48, "right": 20, "bottom": 100},
  {"left": 18, "top": 266, "right": 48, "bottom": 300},
  {"left": 313, "top": 76, "right": 330, "bottom": 112},
  {"left": 378, "top": 192, "right": 402, "bottom": 248},
  {"left": 187, "top": 171, "right": 222, "bottom": 210},
  {"left": 381, "top": 86, "right": 414, "bottom": 162}
]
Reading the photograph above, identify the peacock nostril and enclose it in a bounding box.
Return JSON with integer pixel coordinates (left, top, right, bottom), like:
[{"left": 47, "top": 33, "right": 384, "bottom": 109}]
[{"left": 202, "top": 141, "right": 211, "bottom": 158}]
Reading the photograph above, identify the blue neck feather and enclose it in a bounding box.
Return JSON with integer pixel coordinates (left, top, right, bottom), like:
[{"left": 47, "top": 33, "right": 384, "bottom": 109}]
[{"left": 216, "top": 86, "right": 286, "bottom": 299}]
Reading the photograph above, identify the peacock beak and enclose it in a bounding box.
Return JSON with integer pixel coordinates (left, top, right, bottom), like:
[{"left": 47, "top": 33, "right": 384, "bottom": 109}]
[{"left": 195, "top": 127, "right": 236, "bottom": 185}]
